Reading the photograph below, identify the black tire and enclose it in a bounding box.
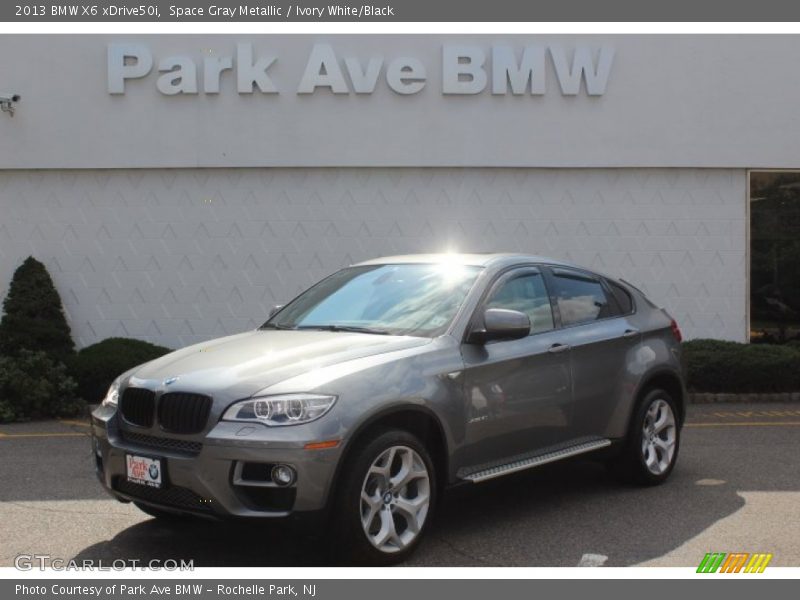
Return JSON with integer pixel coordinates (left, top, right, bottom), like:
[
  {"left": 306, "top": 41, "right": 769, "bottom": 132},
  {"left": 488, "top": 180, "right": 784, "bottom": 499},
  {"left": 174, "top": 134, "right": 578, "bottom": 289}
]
[
  {"left": 332, "top": 429, "right": 437, "bottom": 566},
  {"left": 133, "top": 501, "right": 192, "bottom": 521},
  {"left": 608, "top": 388, "right": 681, "bottom": 486}
]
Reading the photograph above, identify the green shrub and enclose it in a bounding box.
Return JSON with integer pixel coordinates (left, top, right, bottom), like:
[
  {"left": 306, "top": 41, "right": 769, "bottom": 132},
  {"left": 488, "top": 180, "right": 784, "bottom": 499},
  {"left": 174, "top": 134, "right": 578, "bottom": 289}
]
[
  {"left": 786, "top": 339, "right": 800, "bottom": 352},
  {"left": 0, "top": 256, "right": 74, "bottom": 362},
  {"left": 0, "top": 350, "right": 83, "bottom": 422},
  {"left": 68, "top": 337, "right": 172, "bottom": 404},
  {"left": 683, "top": 339, "right": 800, "bottom": 393}
]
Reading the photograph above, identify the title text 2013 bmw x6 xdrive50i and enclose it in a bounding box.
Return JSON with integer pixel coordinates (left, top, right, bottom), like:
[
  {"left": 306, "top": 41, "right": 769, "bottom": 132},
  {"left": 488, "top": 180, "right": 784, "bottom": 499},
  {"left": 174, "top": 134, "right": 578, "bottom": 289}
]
[{"left": 91, "top": 253, "right": 685, "bottom": 564}]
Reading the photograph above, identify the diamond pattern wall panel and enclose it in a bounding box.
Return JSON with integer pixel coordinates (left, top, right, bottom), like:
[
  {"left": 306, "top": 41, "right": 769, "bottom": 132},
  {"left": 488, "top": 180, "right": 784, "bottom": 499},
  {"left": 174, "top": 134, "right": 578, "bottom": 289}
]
[{"left": 0, "top": 168, "right": 747, "bottom": 348}]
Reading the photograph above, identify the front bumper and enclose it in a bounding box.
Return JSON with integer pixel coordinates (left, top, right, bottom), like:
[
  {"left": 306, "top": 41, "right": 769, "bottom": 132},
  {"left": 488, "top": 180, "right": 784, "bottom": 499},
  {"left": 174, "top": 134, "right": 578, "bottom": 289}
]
[{"left": 91, "top": 405, "right": 342, "bottom": 518}]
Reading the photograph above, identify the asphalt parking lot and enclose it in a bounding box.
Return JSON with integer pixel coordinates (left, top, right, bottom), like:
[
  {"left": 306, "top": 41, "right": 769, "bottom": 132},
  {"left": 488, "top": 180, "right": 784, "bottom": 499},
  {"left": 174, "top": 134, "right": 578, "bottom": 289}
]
[{"left": 1, "top": 403, "right": 799, "bottom": 568}]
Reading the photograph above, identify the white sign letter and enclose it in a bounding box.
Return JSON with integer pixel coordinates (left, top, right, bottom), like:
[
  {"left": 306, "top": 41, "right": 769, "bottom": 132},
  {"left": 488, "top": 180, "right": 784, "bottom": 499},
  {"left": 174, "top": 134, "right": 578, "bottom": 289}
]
[
  {"left": 203, "top": 55, "right": 233, "bottom": 94},
  {"left": 344, "top": 56, "right": 383, "bottom": 94},
  {"left": 107, "top": 43, "right": 153, "bottom": 94},
  {"left": 549, "top": 45, "right": 614, "bottom": 96},
  {"left": 442, "top": 45, "right": 487, "bottom": 95},
  {"left": 237, "top": 43, "right": 278, "bottom": 94},
  {"left": 156, "top": 57, "right": 198, "bottom": 95},
  {"left": 492, "top": 45, "right": 545, "bottom": 95},
  {"left": 386, "top": 58, "right": 426, "bottom": 95},
  {"left": 297, "top": 44, "right": 349, "bottom": 94}
]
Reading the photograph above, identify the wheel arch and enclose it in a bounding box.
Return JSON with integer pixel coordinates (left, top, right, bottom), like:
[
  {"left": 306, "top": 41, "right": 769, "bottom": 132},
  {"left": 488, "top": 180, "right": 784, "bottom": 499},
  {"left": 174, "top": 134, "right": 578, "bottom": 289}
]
[
  {"left": 325, "top": 403, "right": 450, "bottom": 510},
  {"left": 633, "top": 368, "right": 686, "bottom": 426}
]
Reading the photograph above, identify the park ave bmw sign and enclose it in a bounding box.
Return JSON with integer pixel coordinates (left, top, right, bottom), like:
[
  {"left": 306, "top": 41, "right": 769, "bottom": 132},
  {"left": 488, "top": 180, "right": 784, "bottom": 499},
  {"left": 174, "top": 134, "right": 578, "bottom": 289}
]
[{"left": 107, "top": 42, "right": 615, "bottom": 96}]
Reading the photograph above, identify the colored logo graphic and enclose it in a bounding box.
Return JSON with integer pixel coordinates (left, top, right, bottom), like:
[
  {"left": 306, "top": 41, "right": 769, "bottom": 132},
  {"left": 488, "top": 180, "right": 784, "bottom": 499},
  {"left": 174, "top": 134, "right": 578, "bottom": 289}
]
[{"left": 697, "top": 552, "right": 773, "bottom": 573}]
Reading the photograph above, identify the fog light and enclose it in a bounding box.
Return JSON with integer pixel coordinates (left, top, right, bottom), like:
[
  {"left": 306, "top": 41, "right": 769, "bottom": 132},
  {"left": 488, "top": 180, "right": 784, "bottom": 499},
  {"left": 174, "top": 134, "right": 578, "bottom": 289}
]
[{"left": 271, "top": 465, "right": 296, "bottom": 487}]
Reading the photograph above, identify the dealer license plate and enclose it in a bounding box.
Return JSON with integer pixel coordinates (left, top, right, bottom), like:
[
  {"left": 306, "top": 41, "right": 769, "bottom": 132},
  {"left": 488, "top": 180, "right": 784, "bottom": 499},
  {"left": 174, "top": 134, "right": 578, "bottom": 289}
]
[{"left": 126, "top": 454, "right": 163, "bottom": 488}]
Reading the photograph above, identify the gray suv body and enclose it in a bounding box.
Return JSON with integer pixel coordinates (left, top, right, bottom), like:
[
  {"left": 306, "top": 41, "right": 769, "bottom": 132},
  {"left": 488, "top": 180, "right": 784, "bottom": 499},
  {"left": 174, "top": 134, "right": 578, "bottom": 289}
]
[{"left": 91, "top": 253, "right": 685, "bottom": 564}]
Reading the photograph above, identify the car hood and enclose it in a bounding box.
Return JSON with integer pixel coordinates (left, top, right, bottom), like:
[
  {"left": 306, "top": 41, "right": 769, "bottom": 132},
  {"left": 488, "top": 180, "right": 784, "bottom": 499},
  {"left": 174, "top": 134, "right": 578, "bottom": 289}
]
[{"left": 128, "top": 329, "right": 432, "bottom": 399}]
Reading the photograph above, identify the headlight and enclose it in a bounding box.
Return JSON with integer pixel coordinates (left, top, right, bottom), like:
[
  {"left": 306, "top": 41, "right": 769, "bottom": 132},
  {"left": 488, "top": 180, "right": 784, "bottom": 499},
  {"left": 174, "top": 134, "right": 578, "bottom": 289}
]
[
  {"left": 221, "top": 394, "right": 336, "bottom": 427},
  {"left": 101, "top": 378, "right": 121, "bottom": 408}
]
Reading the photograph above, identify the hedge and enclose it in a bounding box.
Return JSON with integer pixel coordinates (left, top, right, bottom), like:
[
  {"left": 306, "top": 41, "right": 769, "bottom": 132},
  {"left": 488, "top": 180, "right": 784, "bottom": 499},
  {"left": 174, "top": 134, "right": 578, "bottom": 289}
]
[
  {"left": 683, "top": 339, "right": 800, "bottom": 393},
  {"left": 0, "top": 350, "right": 84, "bottom": 422},
  {"left": 67, "top": 337, "right": 172, "bottom": 404}
]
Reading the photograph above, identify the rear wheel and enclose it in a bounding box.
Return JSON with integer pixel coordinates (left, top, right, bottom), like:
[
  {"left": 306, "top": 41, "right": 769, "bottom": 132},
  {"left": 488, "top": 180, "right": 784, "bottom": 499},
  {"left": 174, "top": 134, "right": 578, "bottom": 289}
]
[
  {"left": 333, "top": 429, "right": 436, "bottom": 565},
  {"left": 609, "top": 389, "right": 680, "bottom": 485}
]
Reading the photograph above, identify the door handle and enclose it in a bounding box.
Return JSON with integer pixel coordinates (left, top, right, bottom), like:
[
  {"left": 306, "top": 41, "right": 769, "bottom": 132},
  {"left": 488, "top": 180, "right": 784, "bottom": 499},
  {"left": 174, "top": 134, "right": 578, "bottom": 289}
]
[
  {"left": 548, "top": 343, "right": 571, "bottom": 354},
  {"left": 622, "top": 328, "right": 640, "bottom": 339}
]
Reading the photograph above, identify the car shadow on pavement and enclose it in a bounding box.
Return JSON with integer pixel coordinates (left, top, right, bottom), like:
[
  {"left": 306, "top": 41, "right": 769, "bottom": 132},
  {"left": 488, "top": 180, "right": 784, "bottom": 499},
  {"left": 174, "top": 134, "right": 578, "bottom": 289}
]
[
  {"left": 71, "top": 456, "right": 744, "bottom": 567},
  {"left": 73, "top": 517, "right": 331, "bottom": 567},
  {"left": 410, "top": 457, "right": 744, "bottom": 566},
  {"left": 72, "top": 421, "right": 800, "bottom": 567}
]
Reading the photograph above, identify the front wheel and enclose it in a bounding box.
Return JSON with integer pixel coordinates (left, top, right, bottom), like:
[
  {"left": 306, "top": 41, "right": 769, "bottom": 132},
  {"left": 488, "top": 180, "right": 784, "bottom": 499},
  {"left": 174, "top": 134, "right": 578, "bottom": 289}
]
[
  {"left": 609, "top": 389, "right": 680, "bottom": 485},
  {"left": 333, "top": 429, "right": 436, "bottom": 565}
]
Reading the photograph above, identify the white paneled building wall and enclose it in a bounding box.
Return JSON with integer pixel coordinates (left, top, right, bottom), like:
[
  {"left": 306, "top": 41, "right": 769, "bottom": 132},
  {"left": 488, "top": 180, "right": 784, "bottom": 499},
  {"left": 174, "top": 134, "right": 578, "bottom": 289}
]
[{"left": 0, "top": 168, "right": 746, "bottom": 349}]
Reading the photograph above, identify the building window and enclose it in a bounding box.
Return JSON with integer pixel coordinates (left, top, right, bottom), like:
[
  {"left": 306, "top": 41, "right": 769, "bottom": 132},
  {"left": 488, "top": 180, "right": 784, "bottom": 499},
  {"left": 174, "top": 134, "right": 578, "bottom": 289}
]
[{"left": 750, "top": 171, "right": 800, "bottom": 343}]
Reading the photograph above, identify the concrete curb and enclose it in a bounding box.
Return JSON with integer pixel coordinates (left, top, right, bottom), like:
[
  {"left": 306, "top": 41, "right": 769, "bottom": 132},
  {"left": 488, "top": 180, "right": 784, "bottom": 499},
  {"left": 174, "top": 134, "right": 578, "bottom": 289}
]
[{"left": 689, "top": 392, "right": 800, "bottom": 404}]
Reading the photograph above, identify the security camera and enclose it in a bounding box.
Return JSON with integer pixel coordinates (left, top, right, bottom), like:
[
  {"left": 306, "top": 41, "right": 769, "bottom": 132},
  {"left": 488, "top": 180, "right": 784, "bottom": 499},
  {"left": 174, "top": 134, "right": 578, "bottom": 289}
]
[{"left": 0, "top": 93, "right": 21, "bottom": 116}]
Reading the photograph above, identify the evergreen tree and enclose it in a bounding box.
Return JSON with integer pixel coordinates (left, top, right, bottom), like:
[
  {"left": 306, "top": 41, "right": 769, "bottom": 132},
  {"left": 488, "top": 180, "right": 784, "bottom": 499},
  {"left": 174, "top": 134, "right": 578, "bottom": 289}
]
[{"left": 0, "top": 256, "right": 74, "bottom": 361}]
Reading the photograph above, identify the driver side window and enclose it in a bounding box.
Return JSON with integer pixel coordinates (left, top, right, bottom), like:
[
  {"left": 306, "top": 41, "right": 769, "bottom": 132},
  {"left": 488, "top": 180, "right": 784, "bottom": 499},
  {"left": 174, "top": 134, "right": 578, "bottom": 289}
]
[{"left": 486, "top": 272, "right": 555, "bottom": 334}]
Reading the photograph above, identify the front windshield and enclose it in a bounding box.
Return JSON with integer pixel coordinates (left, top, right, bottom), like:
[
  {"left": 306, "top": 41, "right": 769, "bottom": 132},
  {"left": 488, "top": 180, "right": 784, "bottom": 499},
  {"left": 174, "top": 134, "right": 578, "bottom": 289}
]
[{"left": 264, "top": 263, "right": 483, "bottom": 337}]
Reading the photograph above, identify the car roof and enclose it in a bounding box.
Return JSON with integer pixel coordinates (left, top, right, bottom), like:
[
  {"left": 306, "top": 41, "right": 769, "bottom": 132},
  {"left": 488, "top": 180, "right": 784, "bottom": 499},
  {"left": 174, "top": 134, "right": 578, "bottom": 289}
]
[{"left": 353, "top": 253, "right": 575, "bottom": 269}]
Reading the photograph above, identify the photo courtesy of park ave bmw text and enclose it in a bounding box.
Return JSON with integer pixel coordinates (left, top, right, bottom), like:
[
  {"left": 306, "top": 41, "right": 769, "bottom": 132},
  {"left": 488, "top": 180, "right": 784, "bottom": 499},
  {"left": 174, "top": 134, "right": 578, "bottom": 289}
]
[{"left": 1, "top": 29, "right": 800, "bottom": 576}]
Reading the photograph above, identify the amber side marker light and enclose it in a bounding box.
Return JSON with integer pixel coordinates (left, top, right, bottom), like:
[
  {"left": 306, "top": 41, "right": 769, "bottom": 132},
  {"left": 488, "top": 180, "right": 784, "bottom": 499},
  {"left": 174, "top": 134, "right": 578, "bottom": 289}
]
[{"left": 304, "top": 440, "right": 341, "bottom": 450}]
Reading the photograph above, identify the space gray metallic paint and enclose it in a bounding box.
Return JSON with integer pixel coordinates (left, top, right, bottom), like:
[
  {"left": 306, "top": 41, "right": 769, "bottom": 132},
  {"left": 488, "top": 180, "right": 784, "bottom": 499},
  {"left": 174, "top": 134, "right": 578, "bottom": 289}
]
[{"left": 91, "top": 253, "right": 684, "bottom": 521}]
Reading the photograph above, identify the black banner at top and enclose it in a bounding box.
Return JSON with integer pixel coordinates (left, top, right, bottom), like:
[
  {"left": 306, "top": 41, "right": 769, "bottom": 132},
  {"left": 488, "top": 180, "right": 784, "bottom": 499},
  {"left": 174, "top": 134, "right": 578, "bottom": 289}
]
[{"left": 2, "top": 0, "right": 797, "bottom": 22}]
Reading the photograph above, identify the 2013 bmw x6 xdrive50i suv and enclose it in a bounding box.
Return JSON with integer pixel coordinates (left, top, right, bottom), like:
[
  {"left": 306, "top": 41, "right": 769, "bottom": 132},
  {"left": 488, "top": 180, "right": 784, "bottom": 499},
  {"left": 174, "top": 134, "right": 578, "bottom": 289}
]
[{"left": 91, "top": 253, "right": 685, "bottom": 564}]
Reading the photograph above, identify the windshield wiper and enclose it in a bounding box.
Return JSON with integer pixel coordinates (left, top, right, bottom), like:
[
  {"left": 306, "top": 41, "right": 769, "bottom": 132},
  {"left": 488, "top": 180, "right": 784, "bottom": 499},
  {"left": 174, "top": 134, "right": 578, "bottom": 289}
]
[{"left": 296, "top": 325, "right": 390, "bottom": 335}]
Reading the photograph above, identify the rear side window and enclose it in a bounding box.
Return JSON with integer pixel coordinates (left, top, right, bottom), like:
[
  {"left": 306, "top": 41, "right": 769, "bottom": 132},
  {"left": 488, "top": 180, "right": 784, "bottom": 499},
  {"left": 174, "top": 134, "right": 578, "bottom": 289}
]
[
  {"left": 550, "top": 270, "right": 614, "bottom": 326},
  {"left": 607, "top": 280, "right": 634, "bottom": 315}
]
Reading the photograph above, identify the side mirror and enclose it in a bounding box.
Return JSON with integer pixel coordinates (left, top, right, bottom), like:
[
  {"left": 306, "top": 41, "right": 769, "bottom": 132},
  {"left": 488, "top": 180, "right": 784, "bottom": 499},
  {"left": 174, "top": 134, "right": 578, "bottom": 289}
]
[
  {"left": 268, "top": 304, "right": 284, "bottom": 318},
  {"left": 468, "top": 308, "right": 530, "bottom": 344}
]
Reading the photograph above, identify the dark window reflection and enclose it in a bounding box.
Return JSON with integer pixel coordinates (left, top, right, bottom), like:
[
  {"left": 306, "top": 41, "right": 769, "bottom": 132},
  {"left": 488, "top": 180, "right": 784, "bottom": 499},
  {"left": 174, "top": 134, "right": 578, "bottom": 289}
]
[{"left": 750, "top": 171, "right": 800, "bottom": 343}]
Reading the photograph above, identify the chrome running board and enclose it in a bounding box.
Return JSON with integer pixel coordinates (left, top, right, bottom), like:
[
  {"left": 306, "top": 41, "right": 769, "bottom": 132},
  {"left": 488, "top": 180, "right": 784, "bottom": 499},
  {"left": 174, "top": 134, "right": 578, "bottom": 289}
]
[{"left": 460, "top": 438, "right": 612, "bottom": 483}]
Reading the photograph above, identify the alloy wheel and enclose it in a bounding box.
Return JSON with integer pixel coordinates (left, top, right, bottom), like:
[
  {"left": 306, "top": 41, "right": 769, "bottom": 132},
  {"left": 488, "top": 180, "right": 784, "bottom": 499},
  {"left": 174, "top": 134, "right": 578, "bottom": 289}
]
[
  {"left": 641, "top": 398, "right": 677, "bottom": 475},
  {"left": 360, "top": 445, "right": 431, "bottom": 554}
]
